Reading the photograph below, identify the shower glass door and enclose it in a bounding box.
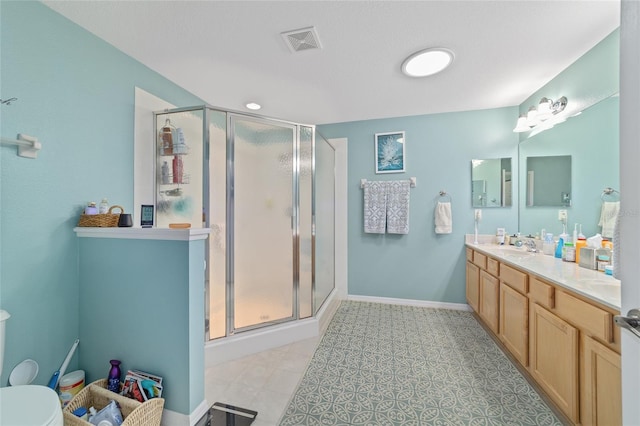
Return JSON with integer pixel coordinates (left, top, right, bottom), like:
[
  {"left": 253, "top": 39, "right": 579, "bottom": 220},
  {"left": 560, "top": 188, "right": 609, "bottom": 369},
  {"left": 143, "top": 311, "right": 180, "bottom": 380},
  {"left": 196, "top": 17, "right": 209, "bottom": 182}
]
[{"left": 229, "top": 115, "right": 297, "bottom": 332}]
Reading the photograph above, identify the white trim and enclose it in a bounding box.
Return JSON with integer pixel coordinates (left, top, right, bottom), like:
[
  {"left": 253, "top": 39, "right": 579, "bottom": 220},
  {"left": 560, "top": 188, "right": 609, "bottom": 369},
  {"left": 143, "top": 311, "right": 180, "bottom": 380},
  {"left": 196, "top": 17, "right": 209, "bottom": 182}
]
[
  {"left": 205, "top": 290, "right": 344, "bottom": 366},
  {"left": 347, "top": 294, "right": 472, "bottom": 311},
  {"left": 161, "top": 399, "right": 209, "bottom": 426},
  {"left": 74, "top": 227, "right": 211, "bottom": 241},
  {"left": 134, "top": 87, "right": 176, "bottom": 226},
  {"left": 206, "top": 317, "right": 319, "bottom": 366},
  {"left": 328, "top": 137, "right": 349, "bottom": 301}
]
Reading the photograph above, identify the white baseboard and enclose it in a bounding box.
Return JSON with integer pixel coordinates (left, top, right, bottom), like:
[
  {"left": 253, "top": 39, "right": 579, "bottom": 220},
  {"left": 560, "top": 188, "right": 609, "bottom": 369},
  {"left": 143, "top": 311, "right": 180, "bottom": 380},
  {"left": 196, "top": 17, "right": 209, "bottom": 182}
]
[
  {"left": 161, "top": 399, "right": 209, "bottom": 426},
  {"left": 347, "top": 294, "right": 472, "bottom": 311}
]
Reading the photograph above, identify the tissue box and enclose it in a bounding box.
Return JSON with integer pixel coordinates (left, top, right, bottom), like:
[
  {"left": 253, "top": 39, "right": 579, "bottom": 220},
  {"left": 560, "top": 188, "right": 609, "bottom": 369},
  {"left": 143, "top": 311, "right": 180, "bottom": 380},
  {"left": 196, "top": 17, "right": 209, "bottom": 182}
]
[{"left": 579, "top": 247, "right": 598, "bottom": 270}]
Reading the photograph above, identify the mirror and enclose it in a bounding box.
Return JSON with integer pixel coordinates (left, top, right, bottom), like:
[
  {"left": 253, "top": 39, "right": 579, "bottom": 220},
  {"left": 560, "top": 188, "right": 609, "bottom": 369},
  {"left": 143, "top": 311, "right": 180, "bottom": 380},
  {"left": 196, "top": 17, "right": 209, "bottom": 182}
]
[
  {"left": 471, "top": 158, "right": 512, "bottom": 207},
  {"left": 526, "top": 155, "right": 571, "bottom": 207},
  {"left": 519, "top": 94, "right": 619, "bottom": 236}
]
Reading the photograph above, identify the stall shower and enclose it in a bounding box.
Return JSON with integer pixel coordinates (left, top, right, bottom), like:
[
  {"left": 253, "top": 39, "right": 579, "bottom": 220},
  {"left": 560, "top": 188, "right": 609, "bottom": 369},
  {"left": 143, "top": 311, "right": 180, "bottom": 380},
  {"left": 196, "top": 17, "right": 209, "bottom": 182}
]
[{"left": 153, "top": 106, "right": 335, "bottom": 341}]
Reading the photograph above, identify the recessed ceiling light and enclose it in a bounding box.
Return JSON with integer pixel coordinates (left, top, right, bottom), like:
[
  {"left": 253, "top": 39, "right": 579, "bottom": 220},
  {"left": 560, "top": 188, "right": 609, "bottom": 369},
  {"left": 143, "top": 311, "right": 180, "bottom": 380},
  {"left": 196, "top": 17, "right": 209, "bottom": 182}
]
[
  {"left": 401, "top": 48, "right": 454, "bottom": 77},
  {"left": 245, "top": 102, "right": 261, "bottom": 110}
]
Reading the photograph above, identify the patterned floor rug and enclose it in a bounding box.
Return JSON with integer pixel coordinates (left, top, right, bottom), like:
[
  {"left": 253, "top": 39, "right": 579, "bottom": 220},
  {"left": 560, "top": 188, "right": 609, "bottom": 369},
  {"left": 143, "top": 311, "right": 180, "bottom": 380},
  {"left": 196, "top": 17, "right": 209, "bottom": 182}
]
[{"left": 280, "top": 301, "right": 562, "bottom": 426}]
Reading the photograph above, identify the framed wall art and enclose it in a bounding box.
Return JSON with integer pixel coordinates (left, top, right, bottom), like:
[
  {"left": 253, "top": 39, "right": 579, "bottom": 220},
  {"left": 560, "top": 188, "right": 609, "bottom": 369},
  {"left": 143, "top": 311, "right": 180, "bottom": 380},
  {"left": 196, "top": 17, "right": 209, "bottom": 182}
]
[{"left": 375, "top": 131, "right": 405, "bottom": 174}]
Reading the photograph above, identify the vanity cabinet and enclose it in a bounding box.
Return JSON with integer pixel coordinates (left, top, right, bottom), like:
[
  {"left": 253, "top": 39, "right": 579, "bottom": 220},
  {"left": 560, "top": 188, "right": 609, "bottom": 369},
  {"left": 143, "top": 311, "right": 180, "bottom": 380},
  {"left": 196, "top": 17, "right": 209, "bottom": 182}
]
[
  {"left": 479, "top": 270, "right": 499, "bottom": 334},
  {"left": 580, "top": 335, "right": 622, "bottom": 426},
  {"left": 466, "top": 247, "right": 621, "bottom": 426},
  {"left": 530, "top": 302, "right": 580, "bottom": 423},
  {"left": 499, "top": 283, "right": 528, "bottom": 366},
  {"left": 466, "top": 258, "right": 480, "bottom": 313}
]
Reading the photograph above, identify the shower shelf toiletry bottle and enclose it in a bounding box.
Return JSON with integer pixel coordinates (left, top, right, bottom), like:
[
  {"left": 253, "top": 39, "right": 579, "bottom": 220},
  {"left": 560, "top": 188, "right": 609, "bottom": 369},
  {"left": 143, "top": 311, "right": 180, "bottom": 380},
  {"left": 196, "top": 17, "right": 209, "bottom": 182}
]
[
  {"left": 161, "top": 161, "right": 170, "bottom": 185},
  {"left": 172, "top": 155, "right": 183, "bottom": 184},
  {"left": 107, "top": 359, "right": 121, "bottom": 393}
]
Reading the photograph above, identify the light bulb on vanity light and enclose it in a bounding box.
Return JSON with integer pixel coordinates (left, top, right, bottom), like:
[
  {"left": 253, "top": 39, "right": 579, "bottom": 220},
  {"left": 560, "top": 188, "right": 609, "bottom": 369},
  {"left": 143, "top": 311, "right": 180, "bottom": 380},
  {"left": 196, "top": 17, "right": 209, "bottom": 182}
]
[{"left": 513, "top": 114, "right": 531, "bottom": 132}]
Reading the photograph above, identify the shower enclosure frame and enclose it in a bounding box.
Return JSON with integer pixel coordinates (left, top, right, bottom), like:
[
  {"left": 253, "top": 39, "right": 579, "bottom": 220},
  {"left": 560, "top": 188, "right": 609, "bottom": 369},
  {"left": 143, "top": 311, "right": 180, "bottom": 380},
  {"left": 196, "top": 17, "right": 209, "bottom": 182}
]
[{"left": 153, "top": 105, "right": 332, "bottom": 341}]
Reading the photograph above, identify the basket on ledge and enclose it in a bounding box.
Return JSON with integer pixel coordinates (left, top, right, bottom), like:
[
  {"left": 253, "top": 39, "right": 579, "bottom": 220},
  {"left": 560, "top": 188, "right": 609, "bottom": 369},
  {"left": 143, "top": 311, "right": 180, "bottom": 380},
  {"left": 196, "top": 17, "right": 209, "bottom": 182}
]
[{"left": 77, "top": 205, "right": 124, "bottom": 227}]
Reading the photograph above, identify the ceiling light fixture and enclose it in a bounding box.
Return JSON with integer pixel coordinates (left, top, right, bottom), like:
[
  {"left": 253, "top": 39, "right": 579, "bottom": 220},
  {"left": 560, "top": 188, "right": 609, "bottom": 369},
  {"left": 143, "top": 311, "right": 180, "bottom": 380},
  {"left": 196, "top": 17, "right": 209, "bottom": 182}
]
[
  {"left": 401, "top": 48, "right": 454, "bottom": 78},
  {"left": 245, "top": 102, "right": 261, "bottom": 111},
  {"left": 513, "top": 96, "right": 568, "bottom": 133}
]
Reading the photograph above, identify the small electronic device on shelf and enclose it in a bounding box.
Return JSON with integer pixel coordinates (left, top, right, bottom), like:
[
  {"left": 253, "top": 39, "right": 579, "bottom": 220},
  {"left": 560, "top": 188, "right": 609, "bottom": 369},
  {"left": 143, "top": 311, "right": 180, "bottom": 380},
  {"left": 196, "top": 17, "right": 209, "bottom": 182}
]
[{"left": 141, "top": 205, "right": 154, "bottom": 228}]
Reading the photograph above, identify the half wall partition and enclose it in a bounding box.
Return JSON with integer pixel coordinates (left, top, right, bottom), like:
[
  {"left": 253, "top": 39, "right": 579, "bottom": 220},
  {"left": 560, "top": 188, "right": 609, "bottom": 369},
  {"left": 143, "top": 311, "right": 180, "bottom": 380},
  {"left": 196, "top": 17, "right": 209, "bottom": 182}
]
[{"left": 153, "top": 106, "right": 335, "bottom": 341}]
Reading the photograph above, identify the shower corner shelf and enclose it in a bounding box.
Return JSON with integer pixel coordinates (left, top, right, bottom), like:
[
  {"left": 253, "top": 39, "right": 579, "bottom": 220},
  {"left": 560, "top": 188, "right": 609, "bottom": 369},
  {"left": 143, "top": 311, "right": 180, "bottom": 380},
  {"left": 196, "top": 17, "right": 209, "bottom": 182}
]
[
  {"left": 158, "top": 145, "right": 189, "bottom": 156},
  {"left": 159, "top": 174, "right": 191, "bottom": 185}
]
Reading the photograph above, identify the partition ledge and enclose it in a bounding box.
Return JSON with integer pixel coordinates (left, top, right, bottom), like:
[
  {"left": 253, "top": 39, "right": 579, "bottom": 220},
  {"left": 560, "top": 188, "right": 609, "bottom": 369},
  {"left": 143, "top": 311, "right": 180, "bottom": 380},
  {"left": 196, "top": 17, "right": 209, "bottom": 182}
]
[{"left": 74, "top": 227, "right": 211, "bottom": 241}]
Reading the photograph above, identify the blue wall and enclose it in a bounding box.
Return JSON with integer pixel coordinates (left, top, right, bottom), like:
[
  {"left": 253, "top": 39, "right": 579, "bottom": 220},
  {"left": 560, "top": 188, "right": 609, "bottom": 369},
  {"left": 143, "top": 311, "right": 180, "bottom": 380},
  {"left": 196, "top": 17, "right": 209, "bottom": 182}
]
[
  {"left": 319, "top": 108, "right": 519, "bottom": 303},
  {"left": 78, "top": 236, "right": 205, "bottom": 414},
  {"left": 0, "top": 2, "right": 203, "bottom": 386}
]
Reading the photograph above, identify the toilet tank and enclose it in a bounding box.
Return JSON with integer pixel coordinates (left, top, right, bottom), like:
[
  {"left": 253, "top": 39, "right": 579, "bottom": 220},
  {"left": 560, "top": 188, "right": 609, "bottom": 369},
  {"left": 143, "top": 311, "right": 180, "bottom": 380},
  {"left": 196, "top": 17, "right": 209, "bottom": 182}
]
[{"left": 0, "top": 310, "right": 10, "bottom": 377}]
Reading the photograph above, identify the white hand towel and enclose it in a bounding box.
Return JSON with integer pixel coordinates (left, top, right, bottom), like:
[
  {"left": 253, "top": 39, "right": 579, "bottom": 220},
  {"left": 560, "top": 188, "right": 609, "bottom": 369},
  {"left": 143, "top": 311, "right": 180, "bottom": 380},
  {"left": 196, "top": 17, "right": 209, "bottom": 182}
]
[
  {"left": 386, "top": 180, "right": 411, "bottom": 234},
  {"left": 435, "top": 201, "right": 452, "bottom": 234},
  {"left": 363, "top": 181, "right": 387, "bottom": 234},
  {"left": 598, "top": 201, "right": 620, "bottom": 238}
]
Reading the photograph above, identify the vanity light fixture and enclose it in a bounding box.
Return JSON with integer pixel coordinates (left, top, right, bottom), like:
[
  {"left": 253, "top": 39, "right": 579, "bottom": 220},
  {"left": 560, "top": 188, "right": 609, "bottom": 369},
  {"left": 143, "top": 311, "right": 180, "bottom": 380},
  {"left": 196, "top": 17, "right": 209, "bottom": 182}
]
[
  {"left": 245, "top": 102, "right": 261, "bottom": 111},
  {"left": 513, "top": 96, "right": 568, "bottom": 133},
  {"left": 401, "top": 48, "right": 454, "bottom": 77}
]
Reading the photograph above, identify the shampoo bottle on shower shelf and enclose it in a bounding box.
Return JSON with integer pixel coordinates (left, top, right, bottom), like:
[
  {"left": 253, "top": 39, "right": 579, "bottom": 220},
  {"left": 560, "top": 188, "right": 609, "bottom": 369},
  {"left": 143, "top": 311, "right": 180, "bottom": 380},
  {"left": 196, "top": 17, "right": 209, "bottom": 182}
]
[
  {"left": 161, "top": 161, "right": 170, "bottom": 184},
  {"left": 107, "top": 359, "right": 121, "bottom": 393},
  {"left": 172, "top": 156, "right": 183, "bottom": 184}
]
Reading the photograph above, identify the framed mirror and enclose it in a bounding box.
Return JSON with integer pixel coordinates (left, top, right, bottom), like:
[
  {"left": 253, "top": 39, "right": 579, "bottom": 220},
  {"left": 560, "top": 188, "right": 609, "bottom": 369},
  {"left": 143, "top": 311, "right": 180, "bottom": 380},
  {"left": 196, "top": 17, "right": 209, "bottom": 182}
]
[
  {"left": 471, "top": 158, "right": 512, "bottom": 207},
  {"left": 525, "top": 155, "right": 571, "bottom": 207}
]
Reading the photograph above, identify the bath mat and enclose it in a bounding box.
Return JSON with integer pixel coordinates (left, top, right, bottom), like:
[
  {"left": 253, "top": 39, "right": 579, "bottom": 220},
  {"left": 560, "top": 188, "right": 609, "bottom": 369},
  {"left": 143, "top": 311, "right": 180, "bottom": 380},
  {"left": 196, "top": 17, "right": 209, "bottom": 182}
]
[{"left": 195, "top": 402, "right": 257, "bottom": 426}]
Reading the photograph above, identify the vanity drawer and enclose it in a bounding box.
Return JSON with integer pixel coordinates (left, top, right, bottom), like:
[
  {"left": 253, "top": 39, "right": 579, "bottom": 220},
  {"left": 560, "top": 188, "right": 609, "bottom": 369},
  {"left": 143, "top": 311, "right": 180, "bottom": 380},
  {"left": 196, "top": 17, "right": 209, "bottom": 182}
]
[
  {"left": 466, "top": 248, "right": 473, "bottom": 262},
  {"left": 473, "top": 252, "right": 487, "bottom": 269},
  {"left": 499, "top": 264, "right": 528, "bottom": 294},
  {"left": 555, "top": 291, "right": 613, "bottom": 343},
  {"left": 529, "top": 277, "right": 555, "bottom": 309},
  {"left": 486, "top": 258, "right": 499, "bottom": 276}
]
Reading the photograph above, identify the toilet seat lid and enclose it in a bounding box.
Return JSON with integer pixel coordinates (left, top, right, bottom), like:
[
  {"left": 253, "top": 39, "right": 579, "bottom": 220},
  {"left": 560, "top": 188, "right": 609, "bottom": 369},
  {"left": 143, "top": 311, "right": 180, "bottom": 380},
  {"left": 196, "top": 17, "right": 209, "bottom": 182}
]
[{"left": 0, "top": 385, "right": 62, "bottom": 425}]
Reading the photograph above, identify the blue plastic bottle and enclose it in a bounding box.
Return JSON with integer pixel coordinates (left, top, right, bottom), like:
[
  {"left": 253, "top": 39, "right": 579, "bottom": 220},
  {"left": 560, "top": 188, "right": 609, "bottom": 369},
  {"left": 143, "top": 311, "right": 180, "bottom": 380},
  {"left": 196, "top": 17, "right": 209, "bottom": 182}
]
[{"left": 555, "top": 237, "right": 564, "bottom": 258}]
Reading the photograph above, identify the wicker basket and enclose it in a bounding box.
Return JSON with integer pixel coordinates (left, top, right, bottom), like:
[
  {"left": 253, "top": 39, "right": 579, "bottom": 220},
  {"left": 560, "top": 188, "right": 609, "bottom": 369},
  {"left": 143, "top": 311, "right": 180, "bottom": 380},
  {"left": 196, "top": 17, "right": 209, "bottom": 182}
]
[
  {"left": 63, "top": 379, "right": 164, "bottom": 426},
  {"left": 77, "top": 206, "right": 124, "bottom": 228}
]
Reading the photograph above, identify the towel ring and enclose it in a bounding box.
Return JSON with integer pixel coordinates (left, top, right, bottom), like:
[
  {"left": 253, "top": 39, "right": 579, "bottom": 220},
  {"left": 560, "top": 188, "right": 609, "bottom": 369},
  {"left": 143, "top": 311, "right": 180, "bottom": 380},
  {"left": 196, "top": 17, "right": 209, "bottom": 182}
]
[
  {"left": 601, "top": 187, "right": 620, "bottom": 201},
  {"left": 438, "top": 191, "right": 452, "bottom": 202}
]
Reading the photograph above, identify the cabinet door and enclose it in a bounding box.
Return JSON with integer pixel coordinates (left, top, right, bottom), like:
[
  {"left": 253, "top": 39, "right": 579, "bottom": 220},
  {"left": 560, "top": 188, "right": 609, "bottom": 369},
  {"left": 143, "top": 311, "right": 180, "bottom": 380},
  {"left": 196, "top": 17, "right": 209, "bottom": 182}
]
[
  {"left": 530, "top": 303, "right": 579, "bottom": 423},
  {"left": 580, "top": 335, "right": 622, "bottom": 426},
  {"left": 499, "top": 283, "right": 528, "bottom": 366},
  {"left": 479, "top": 270, "right": 499, "bottom": 334},
  {"left": 466, "top": 261, "right": 480, "bottom": 312}
]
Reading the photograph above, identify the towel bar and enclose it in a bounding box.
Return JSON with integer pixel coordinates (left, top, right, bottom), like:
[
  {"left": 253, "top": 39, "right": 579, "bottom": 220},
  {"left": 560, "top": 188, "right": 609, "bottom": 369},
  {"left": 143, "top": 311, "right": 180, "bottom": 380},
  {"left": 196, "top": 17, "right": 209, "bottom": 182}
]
[{"left": 360, "top": 177, "right": 416, "bottom": 189}]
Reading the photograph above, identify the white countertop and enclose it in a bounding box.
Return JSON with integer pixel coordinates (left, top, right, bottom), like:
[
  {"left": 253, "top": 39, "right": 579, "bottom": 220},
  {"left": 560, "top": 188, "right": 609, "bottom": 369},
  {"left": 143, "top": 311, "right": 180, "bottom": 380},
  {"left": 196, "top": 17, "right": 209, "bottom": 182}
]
[{"left": 465, "top": 235, "right": 621, "bottom": 311}]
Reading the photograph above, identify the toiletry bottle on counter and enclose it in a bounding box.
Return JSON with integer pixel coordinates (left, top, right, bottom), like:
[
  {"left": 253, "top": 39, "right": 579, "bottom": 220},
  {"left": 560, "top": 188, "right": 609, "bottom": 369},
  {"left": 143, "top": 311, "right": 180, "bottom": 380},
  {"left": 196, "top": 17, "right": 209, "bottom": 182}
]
[
  {"left": 575, "top": 236, "right": 587, "bottom": 263},
  {"left": 542, "top": 233, "right": 555, "bottom": 255},
  {"left": 563, "top": 242, "right": 576, "bottom": 262},
  {"left": 555, "top": 237, "right": 564, "bottom": 258}
]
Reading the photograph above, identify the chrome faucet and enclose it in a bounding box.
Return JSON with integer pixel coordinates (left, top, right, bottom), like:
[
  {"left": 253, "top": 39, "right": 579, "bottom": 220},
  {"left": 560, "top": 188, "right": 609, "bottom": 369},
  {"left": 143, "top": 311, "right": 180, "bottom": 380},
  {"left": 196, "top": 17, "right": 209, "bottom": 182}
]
[{"left": 524, "top": 239, "right": 538, "bottom": 253}]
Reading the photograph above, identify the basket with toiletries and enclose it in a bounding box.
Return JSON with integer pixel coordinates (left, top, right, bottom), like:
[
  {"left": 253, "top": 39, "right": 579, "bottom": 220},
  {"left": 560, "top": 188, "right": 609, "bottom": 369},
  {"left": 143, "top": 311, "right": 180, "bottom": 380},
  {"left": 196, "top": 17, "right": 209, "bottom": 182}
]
[
  {"left": 77, "top": 205, "right": 124, "bottom": 228},
  {"left": 63, "top": 379, "right": 164, "bottom": 426}
]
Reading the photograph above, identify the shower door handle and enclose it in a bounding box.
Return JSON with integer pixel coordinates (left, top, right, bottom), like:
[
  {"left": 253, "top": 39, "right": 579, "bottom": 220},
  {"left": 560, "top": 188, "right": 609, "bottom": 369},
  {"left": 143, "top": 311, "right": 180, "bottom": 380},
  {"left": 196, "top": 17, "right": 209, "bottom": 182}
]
[{"left": 614, "top": 308, "right": 640, "bottom": 339}]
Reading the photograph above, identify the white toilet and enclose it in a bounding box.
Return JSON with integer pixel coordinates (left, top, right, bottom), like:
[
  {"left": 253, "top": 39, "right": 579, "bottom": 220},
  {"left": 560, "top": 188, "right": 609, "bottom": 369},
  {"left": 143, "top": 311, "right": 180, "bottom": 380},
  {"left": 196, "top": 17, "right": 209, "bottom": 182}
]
[{"left": 0, "top": 310, "right": 64, "bottom": 426}]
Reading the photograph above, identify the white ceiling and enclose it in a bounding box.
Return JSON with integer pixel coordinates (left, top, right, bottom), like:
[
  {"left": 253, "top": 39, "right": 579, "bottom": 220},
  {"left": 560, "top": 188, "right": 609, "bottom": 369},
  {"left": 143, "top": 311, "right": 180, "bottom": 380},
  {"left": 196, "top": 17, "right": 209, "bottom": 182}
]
[{"left": 42, "top": 0, "right": 620, "bottom": 125}]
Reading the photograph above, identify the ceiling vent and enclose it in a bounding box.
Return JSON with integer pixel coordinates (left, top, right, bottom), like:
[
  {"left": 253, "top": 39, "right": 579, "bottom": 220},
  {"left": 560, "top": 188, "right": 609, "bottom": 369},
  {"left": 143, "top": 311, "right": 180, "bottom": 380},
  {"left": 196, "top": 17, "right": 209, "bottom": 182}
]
[{"left": 281, "top": 26, "right": 322, "bottom": 53}]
